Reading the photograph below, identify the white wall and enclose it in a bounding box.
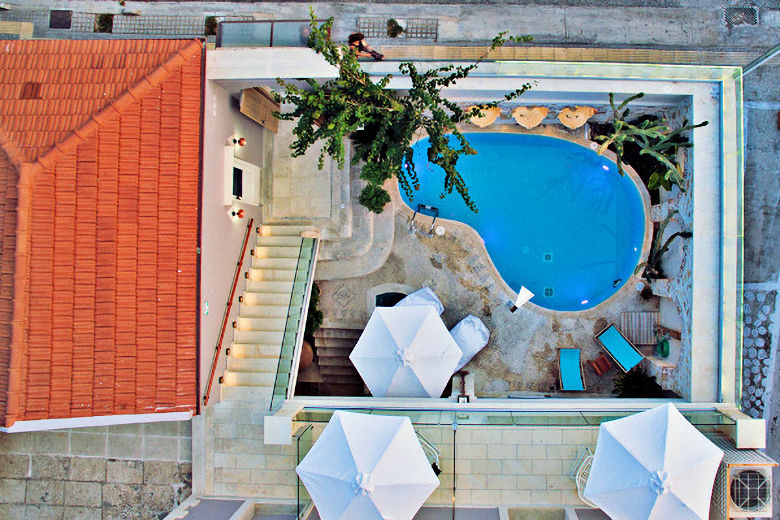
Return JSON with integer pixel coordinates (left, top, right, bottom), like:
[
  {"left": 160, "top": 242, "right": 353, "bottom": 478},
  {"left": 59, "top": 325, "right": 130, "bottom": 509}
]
[{"left": 200, "top": 80, "right": 266, "bottom": 402}]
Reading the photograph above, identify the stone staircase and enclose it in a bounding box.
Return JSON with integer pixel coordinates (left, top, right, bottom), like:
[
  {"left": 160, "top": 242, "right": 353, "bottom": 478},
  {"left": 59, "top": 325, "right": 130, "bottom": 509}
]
[
  {"left": 312, "top": 327, "right": 365, "bottom": 396},
  {"left": 220, "top": 224, "right": 314, "bottom": 406}
]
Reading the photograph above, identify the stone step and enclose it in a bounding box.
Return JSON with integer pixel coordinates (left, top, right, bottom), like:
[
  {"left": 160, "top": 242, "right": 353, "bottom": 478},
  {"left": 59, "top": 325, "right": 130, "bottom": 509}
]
[
  {"left": 317, "top": 344, "right": 354, "bottom": 358},
  {"left": 223, "top": 370, "right": 287, "bottom": 387},
  {"left": 247, "top": 267, "right": 307, "bottom": 282},
  {"left": 233, "top": 329, "right": 285, "bottom": 344},
  {"left": 221, "top": 385, "right": 273, "bottom": 402},
  {"left": 316, "top": 337, "right": 358, "bottom": 350},
  {"left": 319, "top": 373, "right": 364, "bottom": 386},
  {"left": 245, "top": 280, "right": 297, "bottom": 294},
  {"left": 319, "top": 365, "right": 359, "bottom": 376},
  {"left": 230, "top": 343, "right": 287, "bottom": 358},
  {"left": 257, "top": 235, "right": 304, "bottom": 247},
  {"left": 318, "top": 355, "right": 355, "bottom": 367},
  {"left": 239, "top": 303, "right": 295, "bottom": 318},
  {"left": 228, "top": 357, "right": 287, "bottom": 373},
  {"left": 258, "top": 225, "right": 311, "bottom": 237},
  {"left": 313, "top": 328, "right": 363, "bottom": 340},
  {"left": 252, "top": 257, "right": 300, "bottom": 270},
  {"left": 237, "top": 316, "right": 299, "bottom": 332},
  {"left": 243, "top": 292, "right": 304, "bottom": 307},
  {"left": 254, "top": 245, "right": 313, "bottom": 259}
]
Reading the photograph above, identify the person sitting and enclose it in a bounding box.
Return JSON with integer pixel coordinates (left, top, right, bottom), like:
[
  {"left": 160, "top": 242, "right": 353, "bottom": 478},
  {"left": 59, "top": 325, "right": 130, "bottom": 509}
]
[{"left": 348, "top": 33, "right": 384, "bottom": 61}]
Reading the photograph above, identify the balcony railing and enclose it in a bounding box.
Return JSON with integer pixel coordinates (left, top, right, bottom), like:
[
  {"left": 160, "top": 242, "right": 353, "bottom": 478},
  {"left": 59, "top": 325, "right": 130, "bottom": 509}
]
[{"left": 216, "top": 19, "right": 327, "bottom": 48}]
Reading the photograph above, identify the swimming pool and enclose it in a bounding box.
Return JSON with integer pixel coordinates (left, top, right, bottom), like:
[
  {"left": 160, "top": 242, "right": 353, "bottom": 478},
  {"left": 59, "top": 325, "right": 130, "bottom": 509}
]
[{"left": 402, "top": 133, "right": 647, "bottom": 311}]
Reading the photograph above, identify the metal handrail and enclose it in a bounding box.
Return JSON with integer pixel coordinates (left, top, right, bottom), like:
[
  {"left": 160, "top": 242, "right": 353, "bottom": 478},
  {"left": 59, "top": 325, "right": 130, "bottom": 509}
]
[{"left": 203, "top": 218, "right": 254, "bottom": 407}]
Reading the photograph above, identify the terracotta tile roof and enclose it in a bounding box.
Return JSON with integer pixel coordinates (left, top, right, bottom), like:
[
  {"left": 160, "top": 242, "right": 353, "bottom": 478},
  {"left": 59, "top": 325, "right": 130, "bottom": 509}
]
[{"left": 0, "top": 39, "right": 203, "bottom": 427}]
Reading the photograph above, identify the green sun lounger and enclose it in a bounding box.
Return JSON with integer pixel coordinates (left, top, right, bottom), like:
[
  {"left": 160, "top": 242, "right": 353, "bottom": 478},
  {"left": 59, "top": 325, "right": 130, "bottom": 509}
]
[
  {"left": 558, "top": 348, "right": 585, "bottom": 391},
  {"left": 595, "top": 324, "right": 644, "bottom": 372}
]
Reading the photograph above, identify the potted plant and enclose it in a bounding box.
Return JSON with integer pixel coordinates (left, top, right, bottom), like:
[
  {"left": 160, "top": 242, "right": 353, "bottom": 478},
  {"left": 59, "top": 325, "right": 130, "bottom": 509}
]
[
  {"left": 95, "top": 13, "right": 114, "bottom": 33},
  {"left": 387, "top": 18, "right": 404, "bottom": 38}
]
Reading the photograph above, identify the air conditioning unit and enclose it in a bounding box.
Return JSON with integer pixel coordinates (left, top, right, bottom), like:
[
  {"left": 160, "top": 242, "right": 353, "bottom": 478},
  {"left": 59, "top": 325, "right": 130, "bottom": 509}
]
[{"left": 708, "top": 433, "right": 778, "bottom": 519}]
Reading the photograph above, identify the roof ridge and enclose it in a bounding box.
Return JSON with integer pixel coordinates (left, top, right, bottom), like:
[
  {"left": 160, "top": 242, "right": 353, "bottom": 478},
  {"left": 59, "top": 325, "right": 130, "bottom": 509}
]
[
  {"left": 33, "top": 38, "right": 204, "bottom": 174},
  {"left": 0, "top": 129, "right": 26, "bottom": 171}
]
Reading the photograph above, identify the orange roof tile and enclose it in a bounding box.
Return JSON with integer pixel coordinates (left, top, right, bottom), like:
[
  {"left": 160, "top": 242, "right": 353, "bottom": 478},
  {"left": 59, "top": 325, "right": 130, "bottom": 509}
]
[{"left": 0, "top": 39, "right": 203, "bottom": 427}]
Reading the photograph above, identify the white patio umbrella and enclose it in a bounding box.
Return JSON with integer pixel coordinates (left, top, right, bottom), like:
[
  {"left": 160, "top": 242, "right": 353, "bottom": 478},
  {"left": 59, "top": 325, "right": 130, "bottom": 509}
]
[
  {"left": 349, "top": 306, "right": 462, "bottom": 397},
  {"left": 583, "top": 403, "right": 723, "bottom": 520},
  {"left": 296, "top": 410, "right": 440, "bottom": 520}
]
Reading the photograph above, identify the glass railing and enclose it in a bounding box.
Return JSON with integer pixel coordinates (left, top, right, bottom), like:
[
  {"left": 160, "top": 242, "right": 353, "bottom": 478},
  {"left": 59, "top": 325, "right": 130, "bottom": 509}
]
[
  {"left": 290, "top": 406, "right": 735, "bottom": 517},
  {"left": 293, "top": 407, "right": 736, "bottom": 428},
  {"left": 217, "top": 20, "right": 327, "bottom": 48},
  {"left": 269, "top": 238, "right": 317, "bottom": 411},
  {"left": 295, "top": 424, "right": 314, "bottom": 518}
]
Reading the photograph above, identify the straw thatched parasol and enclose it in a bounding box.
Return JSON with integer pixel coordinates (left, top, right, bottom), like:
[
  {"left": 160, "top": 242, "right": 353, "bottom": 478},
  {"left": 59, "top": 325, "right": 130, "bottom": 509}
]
[
  {"left": 511, "top": 106, "right": 549, "bottom": 129},
  {"left": 557, "top": 106, "right": 597, "bottom": 129},
  {"left": 467, "top": 105, "right": 502, "bottom": 128}
]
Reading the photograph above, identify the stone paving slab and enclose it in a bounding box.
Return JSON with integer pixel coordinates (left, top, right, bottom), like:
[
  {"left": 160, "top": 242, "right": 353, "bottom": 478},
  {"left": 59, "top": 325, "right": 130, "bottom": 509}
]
[{"left": 0, "top": 422, "right": 193, "bottom": 519}]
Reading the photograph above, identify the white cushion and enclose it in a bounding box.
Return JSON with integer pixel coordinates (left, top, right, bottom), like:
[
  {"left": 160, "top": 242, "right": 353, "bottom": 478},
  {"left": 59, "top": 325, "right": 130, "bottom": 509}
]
[
  {"left": 394, "top": 287, "right": 444, "bottom": 315},
  {"left": 450, "top": 315, "right": 490, "bottom": 372}
]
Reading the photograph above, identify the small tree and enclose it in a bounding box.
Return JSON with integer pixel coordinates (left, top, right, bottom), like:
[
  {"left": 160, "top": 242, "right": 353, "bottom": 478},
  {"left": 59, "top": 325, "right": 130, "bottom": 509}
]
[
  {"left": 596, "top": 93, "right": 707, "bottom": 191},
  {"left": 274, "top": 11, "right": 532, "bottom": 214}
]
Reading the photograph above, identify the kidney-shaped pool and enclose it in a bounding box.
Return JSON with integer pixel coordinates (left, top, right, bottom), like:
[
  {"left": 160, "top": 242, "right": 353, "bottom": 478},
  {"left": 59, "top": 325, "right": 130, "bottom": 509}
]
[{"left": 402, "top": 133, "right": 647, "bottom": 311}]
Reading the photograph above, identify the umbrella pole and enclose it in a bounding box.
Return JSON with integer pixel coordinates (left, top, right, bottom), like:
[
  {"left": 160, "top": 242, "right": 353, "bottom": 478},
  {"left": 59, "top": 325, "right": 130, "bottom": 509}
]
[{"left": 452, "top": 419, "right": 457, "bottom": 520}]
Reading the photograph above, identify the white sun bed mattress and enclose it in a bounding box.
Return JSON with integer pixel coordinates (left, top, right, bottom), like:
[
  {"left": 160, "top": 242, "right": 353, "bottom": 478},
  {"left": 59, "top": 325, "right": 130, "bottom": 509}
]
[
  {"left": 394, "top": 287, "right": 444, "bottom": 315},
  {"left": 450, "top": 315, "right": 490, "bottom": 371}
]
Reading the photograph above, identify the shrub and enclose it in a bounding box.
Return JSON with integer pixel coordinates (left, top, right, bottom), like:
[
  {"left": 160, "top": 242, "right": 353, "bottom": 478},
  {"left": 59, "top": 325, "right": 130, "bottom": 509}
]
[
  {"left": 613, "top": 366, "right": 664, "bottom": 398},
  {"left": 387, "top": 18, "right": 404, "bottom": 38},
  {"left": 95, "top": 13, "right": 114, "bottom": 33},
  {"left": 204, "top": 16, "right": 218, "bottom": 36},
  {"left": 358, "top": 183, "right": 392, "bottom": 214}
]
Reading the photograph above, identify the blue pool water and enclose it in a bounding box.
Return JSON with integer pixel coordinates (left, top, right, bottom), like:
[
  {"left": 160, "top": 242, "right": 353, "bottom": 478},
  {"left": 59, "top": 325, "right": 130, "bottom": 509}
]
[{"left": 402, "top": 133, "right": 646, "bottom": 311}]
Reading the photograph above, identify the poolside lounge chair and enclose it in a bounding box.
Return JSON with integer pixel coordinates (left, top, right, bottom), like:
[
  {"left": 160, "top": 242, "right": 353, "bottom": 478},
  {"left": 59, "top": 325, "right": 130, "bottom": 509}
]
[
  {"left": 594, "top": 324, "right": 644, "bottom": 373},
  {"left": 558, "top": 348, "right": 585, "bottom": 392}
]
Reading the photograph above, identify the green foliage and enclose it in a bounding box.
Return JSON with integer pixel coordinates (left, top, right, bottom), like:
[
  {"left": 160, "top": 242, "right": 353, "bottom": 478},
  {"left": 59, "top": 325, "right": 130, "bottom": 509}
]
[
  {"left": 387, "top": 19, "right": 404, "bottom": 38},
  {"left": 613, "top": 366, "right": 664, "bottom": 398},
  {"left": 634, "top": 209, "right": 692, "bottom": 280},
  {"left": 358, "top": 183, "right": 392, "bottom": 213},
  {"left": 274, "top": 11, "right": 533, "bottom": 214},
  {"left": 596, "top": 92, "right": 707, "bottom": 192},
  {"left": 204, "top": 16, "right": 218, "bottom": 36},
  {"left": 95, "top": 13, "right": 114, "bottom": 33},
  {"left": 304, "top": 282, "right": 324, "bottom": 343}
]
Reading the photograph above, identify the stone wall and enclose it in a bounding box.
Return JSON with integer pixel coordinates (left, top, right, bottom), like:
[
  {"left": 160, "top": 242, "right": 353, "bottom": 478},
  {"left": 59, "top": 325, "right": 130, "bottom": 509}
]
[{"left": 0, "top": 422, "right": 192, "bottom": 520}]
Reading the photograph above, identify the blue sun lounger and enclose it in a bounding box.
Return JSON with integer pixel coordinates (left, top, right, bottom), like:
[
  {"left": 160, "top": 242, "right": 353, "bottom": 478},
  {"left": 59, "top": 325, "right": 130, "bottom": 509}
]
[
  {"left": 558, "top": 348, "right": 585, "bottom": 391},
  {"left": 595, "top": 324, "right": 644, "bottom": 372}
]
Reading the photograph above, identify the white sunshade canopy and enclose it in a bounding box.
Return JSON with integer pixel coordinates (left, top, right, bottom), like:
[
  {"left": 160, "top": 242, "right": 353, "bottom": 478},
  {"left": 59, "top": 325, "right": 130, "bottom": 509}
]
[
  {"left": 350, "top": 306, "right": 462, "bottom": 397},
  {"left": 584, "top": 403, "right": 724, "bottom": 520},
  {"left": 296, "top": 410, "right": 440, "bottom": 520}
]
